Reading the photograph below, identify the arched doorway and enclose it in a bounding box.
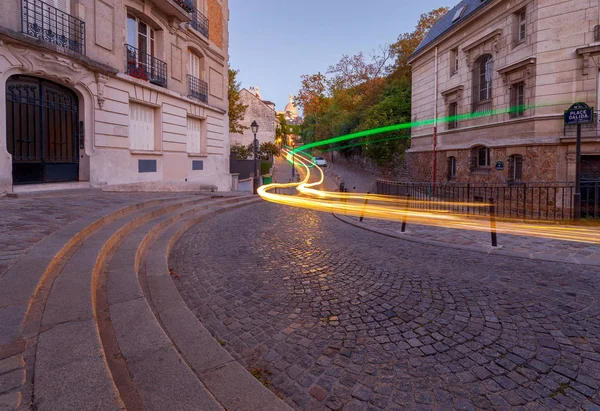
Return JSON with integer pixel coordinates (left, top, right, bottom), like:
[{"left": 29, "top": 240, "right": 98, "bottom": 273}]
[{"left": 6, "top": 75, "right": 80, "bottom": 184}]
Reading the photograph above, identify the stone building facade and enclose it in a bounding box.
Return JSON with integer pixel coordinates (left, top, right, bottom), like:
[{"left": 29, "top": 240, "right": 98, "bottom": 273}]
[
  {"left": 0, "top": 0, "right": 230, "bottom": 194},
  {"left": 229, "top": 87, "right": 276, "bottom": 147},
  {"left": 408, "top": 0, "right": 600, "bottom": 184}
]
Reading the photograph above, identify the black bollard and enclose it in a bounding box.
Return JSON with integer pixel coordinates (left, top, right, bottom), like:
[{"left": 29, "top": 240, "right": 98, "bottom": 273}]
[
  {"left": 489, "top": 197, "right": 498, "bottom": 247},
  {"left": 359, "top": 192, "right": 370, "bottom": 222},
  {"left": 401, "top": 194, "right": 410, "bottom": 233}
]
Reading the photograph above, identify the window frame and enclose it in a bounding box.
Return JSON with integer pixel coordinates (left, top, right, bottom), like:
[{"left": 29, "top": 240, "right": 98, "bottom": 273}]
[
  {"left": 127, "top": 14, "right": 156, "bottom": 57},
  {"left": 472, "top": 54, "right": 493, "bottom": 112},
  {"left": 517, "top": 9, "right": 527, "bottom": 43},
  {"left": 447, "top": 156, "right": 457, "bottom": 180},
  {"left": 508, "top": 154, "right": 523, "bottom": 182},
  {"left": 470, "top": 146, "right": 491, "bottom": 171},
  {"left": 448, "top": 102, "right": 458, "bottom": 129},
  {"left": 509, "top": 82, "right": 525, "bottom": 118},
  {"left": 450, "top": 48, "right": 459, "bottom": 77}
]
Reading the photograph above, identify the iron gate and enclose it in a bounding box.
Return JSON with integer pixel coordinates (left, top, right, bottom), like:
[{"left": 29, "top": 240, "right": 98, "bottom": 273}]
[{"left": 6, "top": 76, "right": 80, "bottom": 184}]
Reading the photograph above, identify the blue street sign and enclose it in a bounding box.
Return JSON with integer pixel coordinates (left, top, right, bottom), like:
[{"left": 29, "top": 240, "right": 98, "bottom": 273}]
[{"left": 565, "top": 102, "right": 593, "bottom": 125}]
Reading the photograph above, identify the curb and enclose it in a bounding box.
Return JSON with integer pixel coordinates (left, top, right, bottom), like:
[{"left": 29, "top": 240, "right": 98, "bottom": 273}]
[{"left": 333, "top": 213, "right": 600, "bottom": 267}]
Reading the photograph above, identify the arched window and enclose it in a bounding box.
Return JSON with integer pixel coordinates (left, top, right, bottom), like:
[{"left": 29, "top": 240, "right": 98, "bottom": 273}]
[
  {"left": 508, "top": 154, "right": 523, "bottom": 182},
  {"left": 188, "top": 49, "right": 205, "bottom": 81},
  {"left": 472, "top": 54, "right": 493, "bottom": 113},
  {"left": 470, "top": 146, "right": 491, "bottom": 170}
]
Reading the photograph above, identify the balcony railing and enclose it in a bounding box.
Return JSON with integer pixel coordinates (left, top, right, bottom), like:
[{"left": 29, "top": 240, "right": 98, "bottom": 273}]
[
  {"left": 189, "top": 8, "right": 209, "bottom": 38},
  {"left": 21, "top": 0, "right": 86, "bottom": 55},
  {"left": 126, "top": 44, "right": 167, "bottom": 88},
  {"left": 188, "top": 74, "right": 208, "bottom": 103}
]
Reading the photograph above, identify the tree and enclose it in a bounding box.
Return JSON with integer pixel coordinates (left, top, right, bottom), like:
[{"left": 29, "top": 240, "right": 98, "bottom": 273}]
[
  {"left": 391, "top": 7, "right": 449, "bottom": 81},
  {"left": 228, "top": 66, "right": 248, "bottom": 134},
  {"left": 294, "top": 72, "right": 329, "bottom": 115},
  {"left": 230, "top": 142, "right": 252, "bottom": 159}
]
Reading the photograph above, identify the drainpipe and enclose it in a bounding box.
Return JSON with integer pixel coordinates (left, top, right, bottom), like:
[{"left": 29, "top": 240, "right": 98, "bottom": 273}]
[{"left": 432, "top": 46, "right": 439, "bottom": 184}]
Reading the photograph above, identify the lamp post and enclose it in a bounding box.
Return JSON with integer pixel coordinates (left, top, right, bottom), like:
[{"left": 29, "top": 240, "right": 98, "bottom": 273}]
[
  {"left": 251, "top": 120, "right": 259, "bottom": 195},
  {"left": 291, "top": 141, "right": 296, "bottom": 180}
]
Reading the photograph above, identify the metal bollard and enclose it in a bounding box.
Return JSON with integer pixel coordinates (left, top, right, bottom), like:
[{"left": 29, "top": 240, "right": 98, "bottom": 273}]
[
  {"left": 359, "top": 192, "right": 370, "bottom": 222},
  {"left": 401, "top": 194, "right": 410, "bottom": 233},
  {"left": 489, "top": 197, "right": 498, "bottom": 247}
]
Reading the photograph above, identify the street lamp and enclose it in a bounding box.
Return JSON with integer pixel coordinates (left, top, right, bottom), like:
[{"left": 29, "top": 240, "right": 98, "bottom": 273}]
[
  {"left": 291, "top": 141, "right": 296, "bottom": 179},
  {"left": 251, "top": 120, "right": 259, "bottom": 194}
]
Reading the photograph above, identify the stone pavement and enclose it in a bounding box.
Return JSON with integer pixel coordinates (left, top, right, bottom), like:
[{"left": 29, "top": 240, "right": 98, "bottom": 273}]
[
  {"left": 171, "top": 201, "right": 600, "bottom": 410},
  {"left": 338, "top": 215, "right": 600, "bottom": 267},
  {"left": 0, "top": 190, "right": 197, "bottom": 278}
]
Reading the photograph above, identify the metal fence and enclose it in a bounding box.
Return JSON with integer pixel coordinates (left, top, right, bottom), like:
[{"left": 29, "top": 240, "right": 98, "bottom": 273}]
[
  {"left": 125, "top": 44, "right": 168, "bottom": 88},
  {"left": 188, "top": 74, "right": 208, "bottom": 103},
  {"left": 189, "top": 8, "right": 209, "bottom": 38},
  {"left": 21, "top": 0, "right": 86, "bottom": 55},
  {"left": 375, "top": 180, "right": 600, "bottom": 220}
]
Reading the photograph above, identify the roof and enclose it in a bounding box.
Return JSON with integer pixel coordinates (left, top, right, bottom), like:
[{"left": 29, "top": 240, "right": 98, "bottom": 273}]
[{"left": 411, "top": 0, "right": 493, "bottom": 60}]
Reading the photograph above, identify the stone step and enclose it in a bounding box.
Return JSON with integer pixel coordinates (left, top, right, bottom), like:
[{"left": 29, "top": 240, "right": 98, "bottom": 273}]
[
  {"left": 103, "top": 198, "right": 258, "bottom": 411},
  {"left": 33, "top": 196, "right": 224, "bottom": 410},
  {"left": 137, "top": 199, "right": 292, "bottom": 411},
  {"left": 0, "top": 195, "right": 209, "bottom": 409}
]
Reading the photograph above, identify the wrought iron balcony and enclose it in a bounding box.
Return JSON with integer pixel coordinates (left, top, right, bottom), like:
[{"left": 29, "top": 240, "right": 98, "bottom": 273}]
[
  {"left": 21, "top": 0, "right": 86, "bottom": 55},
  {"left": 189, "top": 7, "right": 209, "bottom": 38},
  {"left": 126, "top": 45, "right": 168, "bottom": 88},
  {"left": 188, "top": 74, "right": 208, "bottom": 103}
]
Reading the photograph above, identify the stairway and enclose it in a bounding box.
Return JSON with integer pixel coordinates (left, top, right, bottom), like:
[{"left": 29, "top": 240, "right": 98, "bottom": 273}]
[{"left": 0, "top": 194, "right": 291, "bottom": 411}]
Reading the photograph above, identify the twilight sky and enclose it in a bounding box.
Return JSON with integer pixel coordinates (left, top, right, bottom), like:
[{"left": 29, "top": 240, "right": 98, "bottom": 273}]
[{"left": 228, "top": 0, "right": 452, "bottom": 114}]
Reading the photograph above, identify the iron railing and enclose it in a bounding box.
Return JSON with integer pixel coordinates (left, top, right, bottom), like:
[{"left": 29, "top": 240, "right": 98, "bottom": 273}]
[
  {"left": 472, "top": 99, "right": 492, "bottom": 114},
  {"left": 125, "top": 44, "right": 167, "bottom": 88},
  {"left": 21, "top": 0, "right": 86, "bottom": 55},
  {"left": 189, "top": 7, "right": 209, "bottom": 38},
  {"left": 188, "top": 74, "right": 208, "bottom": 103},
  {"left": 375, "top": 180, "right": 600, "bottom": 220}
]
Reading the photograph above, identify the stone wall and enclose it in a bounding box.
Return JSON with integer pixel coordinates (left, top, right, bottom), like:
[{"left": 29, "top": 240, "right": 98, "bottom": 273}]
[
  {"left": 230, "top": 89, "right": 277, "bottom": 147},
  {"left": 408, "top": 145, "right": 560, "bottom": 184}
]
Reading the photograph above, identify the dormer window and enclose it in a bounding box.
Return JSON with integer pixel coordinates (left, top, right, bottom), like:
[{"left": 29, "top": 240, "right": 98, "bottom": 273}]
[{"left": 452, "top": 5, "right": 467, "bottom": 23}]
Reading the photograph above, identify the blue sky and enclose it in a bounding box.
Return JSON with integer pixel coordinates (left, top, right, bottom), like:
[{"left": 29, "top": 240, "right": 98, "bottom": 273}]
[{"left": 228, "top": 0, "right": 452, "bottom": 113}]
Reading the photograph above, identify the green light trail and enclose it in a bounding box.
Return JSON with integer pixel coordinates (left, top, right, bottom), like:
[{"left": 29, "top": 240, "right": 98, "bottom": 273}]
[{"left": 290, "top": 104, "right": 538, "bottom": 154}]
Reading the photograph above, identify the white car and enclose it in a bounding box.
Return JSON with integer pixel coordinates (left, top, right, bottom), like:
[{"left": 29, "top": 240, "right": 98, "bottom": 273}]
[{"left": 314, "top": 156, "right": 327, "bottom": 167}]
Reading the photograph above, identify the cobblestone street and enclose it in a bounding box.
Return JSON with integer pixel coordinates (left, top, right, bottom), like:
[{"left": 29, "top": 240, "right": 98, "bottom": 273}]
[{"left": 171, "top": 202, "right": 600, "bottom": 410}]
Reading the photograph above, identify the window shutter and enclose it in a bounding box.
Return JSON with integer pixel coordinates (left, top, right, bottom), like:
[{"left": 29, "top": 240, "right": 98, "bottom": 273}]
[
  {"left": 507, "top": 156, "right": 515, "bottom": 182},
  {"left": 469, "top": 151, "right": 478, "bottom": 171},
  {"left": 51, "top": 0, "right": 69, "bottom": 13},
  {"left": 188, "top": 51, "right": 200, "bottom": 79},
  {"left": 447, "top": 157, "right": 453, "bottom": 181},
  {"left": 186, "top": 117, "right": 202, "bottom": 154},
  {"left": 515, "top": 155, "right": 523, "bottom": 181},
  {"left": 129, "top": 103, "right": 155, "bottom": 151}
]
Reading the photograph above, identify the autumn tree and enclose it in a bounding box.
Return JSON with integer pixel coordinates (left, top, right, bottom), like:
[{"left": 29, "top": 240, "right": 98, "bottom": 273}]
[
  {"left": 228, "top": 66, "right": 248, "bottom": 134},
  {"left": 391, "top": 7, "right": 449, "bottom": 81}
]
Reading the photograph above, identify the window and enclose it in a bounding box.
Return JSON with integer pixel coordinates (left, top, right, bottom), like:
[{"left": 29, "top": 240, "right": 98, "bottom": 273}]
[
  {"left": 508, "top": 155, "right": 523, "bottom": 182},
  {"left": 188, "top": 49, "right": 205, "bottom": 80},
  {"left": 472, "top": 54, "right": 493, "bottom": 112},
  {"left": 447, "top": 156, "right": 457, "bottom": 180},
  {"left": 448, "top": 102, "right": 458, "bottom": 129},
  {"left": 517, "top": 9, "right": 527, "bottom": 43},
  {"left": 470, "top": 146, "right": 491, "bottom": 170},
  {"left": 510, "top": 82, "right": 525, "bottom": 118},
  {"left": 127, "top": 15, "right": 155, "bottom": 57},
  {"left": 129, "top": 102, "right": 155, "bottom": 151},
  {"left": 186, "top": 117, "right": 204, "bottom": 154},
  {"left": 450, "top": 48, "right": 459, "bottom": 76},
  {"left": 452, "top": 5, "right": 467, "bottom": 23}
]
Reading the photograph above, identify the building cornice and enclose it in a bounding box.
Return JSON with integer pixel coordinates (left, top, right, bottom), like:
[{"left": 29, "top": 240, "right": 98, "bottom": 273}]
[{"left": 497, "top": 57, "right": 537, "bottom": 75}]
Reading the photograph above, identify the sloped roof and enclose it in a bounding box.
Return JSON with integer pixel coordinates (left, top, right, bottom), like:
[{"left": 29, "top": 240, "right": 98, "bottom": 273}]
[{"left": 411, "top": 0, "right": 493, "bottom": 59}]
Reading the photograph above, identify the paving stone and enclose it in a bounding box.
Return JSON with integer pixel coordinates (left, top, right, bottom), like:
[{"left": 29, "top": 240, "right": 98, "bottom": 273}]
[
  {"left": 170, "top": 201, "right": 600, "bottom": 411},
  {"left": 309, "top": 385, "right": 327, "bottom": 401}
]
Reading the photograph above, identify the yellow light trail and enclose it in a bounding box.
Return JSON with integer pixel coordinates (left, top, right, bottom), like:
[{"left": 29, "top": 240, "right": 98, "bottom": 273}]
[{"left": 258, "top": 150, "right": 600, "bottom": 245}]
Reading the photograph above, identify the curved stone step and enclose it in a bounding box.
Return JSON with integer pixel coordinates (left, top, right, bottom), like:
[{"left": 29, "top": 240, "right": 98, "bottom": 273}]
[
  {"left": 137, "top": 200, "right": 292, "bottom": 411},
  {"left": 102, "top": 196, "right": 257, "bottom": 410},
  {"left": 32, "top": 195, "right": 228, "bottom": 410},
  {"left": 0, "top": 195, "right": 203, "bottom": 409}
]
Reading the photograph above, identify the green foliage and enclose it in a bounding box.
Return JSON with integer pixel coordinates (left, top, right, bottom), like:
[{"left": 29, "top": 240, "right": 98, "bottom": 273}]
[
  {"left": 259, "top": 142, "right": 279, "bottom": 158},
  {"left": 230, "top": 142, "right": 252, "bottom": 159},
  {"left": 228, "top": 66, "right": 248, "bottom": 134},
  {"left": 296, "top": 7, "right": 447, "bottom": 175}
]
